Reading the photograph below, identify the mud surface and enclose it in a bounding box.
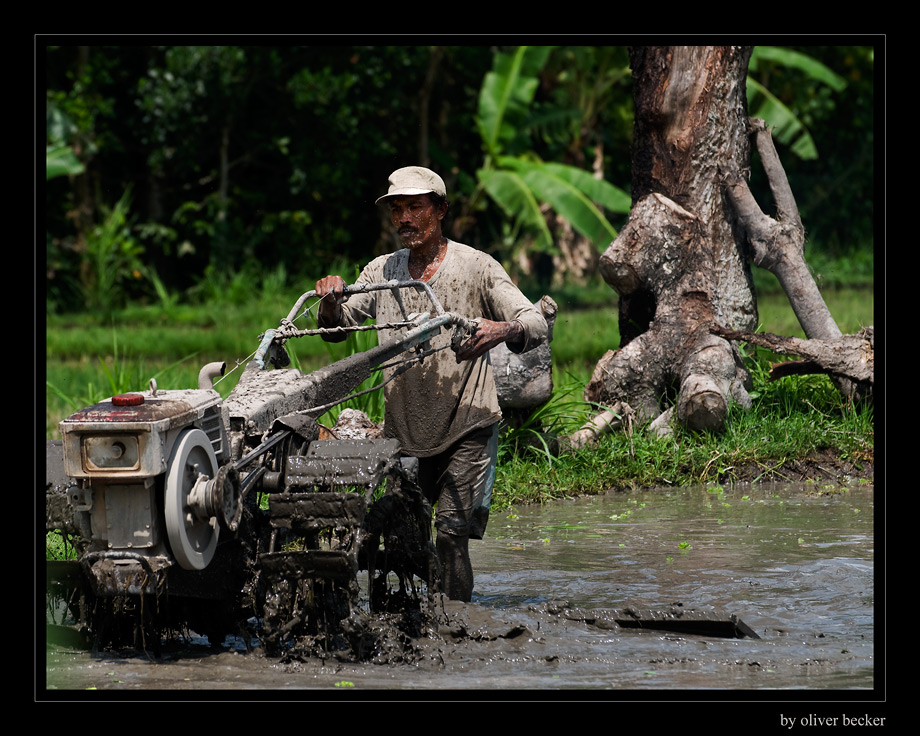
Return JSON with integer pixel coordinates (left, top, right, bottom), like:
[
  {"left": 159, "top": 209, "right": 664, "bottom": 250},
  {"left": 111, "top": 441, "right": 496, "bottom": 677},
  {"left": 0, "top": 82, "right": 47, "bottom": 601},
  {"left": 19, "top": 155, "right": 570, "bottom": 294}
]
[{"left": 42, "top": 478, "right": 878, "bottom": 705}]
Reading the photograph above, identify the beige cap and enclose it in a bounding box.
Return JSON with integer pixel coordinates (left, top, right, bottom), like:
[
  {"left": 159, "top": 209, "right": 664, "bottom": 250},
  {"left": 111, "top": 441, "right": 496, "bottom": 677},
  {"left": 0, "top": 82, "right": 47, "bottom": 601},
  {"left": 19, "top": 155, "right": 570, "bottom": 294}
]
[{"left": 375, "top": 166, "right": 446, "bottom": 204}]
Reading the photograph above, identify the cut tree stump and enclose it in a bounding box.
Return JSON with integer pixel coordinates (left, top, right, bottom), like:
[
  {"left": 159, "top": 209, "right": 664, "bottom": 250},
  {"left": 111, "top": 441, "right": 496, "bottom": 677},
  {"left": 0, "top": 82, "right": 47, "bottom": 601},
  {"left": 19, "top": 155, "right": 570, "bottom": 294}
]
[
  {"left": 580, "top": 47, "right": 757, "bottom": 439},
  {"left": 584, "top": 193, "right": 753, "bottom": 437}
]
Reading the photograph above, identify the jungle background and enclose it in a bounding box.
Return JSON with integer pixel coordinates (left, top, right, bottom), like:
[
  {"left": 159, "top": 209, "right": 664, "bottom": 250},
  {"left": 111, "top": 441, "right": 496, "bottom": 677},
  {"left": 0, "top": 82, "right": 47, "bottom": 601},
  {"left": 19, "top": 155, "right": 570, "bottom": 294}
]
[
  {"left": 42, "top": 43, "right": 879, "bottom": 491},
  {"left": 44, "top": 44, "right": 875, "bottom": 311}
]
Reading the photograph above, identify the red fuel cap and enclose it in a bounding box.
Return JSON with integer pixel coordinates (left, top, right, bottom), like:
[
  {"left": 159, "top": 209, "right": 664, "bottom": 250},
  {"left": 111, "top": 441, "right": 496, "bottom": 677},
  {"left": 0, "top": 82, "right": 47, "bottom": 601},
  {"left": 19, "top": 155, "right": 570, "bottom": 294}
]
[{"left": 112, "top": 393, "right": 145, "bottom": 406}]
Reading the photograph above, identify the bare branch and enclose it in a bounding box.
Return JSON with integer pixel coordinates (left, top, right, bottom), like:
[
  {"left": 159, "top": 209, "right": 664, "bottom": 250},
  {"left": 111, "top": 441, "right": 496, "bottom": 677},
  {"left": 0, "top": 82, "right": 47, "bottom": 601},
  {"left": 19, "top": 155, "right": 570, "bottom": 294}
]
[
  {"left": 712, "top": 325, "right": 874, "bottom": 387},
  {"left": 749, "top": 118, "right": 804, "bottom": 234}
]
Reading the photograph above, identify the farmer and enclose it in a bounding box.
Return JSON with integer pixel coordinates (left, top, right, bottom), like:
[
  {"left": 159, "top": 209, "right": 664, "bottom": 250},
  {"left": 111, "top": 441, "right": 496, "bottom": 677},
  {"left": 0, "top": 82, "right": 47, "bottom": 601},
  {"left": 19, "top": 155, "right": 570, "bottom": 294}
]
[{"left": 315, "top": 166, "right": 547, "bottom": 601}]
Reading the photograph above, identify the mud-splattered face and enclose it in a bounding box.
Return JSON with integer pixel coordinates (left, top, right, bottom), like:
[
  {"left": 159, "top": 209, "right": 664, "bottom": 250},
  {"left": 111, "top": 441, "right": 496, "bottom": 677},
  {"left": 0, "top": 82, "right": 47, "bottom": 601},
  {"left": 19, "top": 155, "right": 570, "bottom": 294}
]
[{"left": 387, "top": 195, "right": 447, "bottom": 252}]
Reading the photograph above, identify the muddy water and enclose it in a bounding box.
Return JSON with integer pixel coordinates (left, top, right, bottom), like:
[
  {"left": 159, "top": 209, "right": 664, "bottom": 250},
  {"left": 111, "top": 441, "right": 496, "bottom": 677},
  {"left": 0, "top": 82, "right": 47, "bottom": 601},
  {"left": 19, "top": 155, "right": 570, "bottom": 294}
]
[
  {"left": 469, "top": 481, "right": 875, "bottom": 690},
  {"left": 43, "top": 481, "right": 876, "bottom": 696}
]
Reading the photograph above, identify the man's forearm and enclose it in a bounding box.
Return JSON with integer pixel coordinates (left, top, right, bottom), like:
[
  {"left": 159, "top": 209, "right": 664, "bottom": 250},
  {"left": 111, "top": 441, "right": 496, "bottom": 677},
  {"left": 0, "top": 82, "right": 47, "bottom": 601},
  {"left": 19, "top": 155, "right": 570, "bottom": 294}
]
[
  {"left": 316, "top": 295, "right": 348, "bottom": 342},
  {"left": 455, "top": 318, "right": 525, "bottom": 362},
  {"left": 504, "top": 319, "right": 525, "bottom": 351},
  {"left": 317, "top": 299, "right": 343, "bottom": 327}
]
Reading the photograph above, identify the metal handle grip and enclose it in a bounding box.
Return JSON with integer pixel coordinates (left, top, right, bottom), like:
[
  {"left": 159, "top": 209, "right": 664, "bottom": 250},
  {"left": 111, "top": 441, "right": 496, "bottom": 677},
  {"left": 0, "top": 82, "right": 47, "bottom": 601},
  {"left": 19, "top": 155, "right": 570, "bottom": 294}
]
[{"left": 283, "top": 279, "right": 446, "bottom": 325}]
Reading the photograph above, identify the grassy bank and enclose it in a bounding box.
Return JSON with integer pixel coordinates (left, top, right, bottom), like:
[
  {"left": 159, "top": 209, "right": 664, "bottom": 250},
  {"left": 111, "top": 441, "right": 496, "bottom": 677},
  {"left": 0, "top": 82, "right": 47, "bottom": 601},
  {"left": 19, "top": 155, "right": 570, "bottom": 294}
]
[
  {"left": 496, "top": 366, "right": 873, "bottom": 508},
  {"left": 44, "top": 285, "right": 875, "bottom": 507}
]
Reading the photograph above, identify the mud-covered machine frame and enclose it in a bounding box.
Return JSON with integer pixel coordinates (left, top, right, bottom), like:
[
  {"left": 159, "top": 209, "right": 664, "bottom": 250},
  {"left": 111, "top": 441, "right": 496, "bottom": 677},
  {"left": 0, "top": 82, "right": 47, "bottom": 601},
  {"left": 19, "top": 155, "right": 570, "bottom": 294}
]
[{"left": 47, "top": 280, "right": 476, "bottom": 654}]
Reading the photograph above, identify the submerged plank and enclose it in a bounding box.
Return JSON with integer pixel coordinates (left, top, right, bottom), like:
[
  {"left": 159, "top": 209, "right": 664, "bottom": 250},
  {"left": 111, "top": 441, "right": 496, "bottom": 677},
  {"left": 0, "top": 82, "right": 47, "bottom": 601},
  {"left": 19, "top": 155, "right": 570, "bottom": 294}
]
[{"left": 544, "top": 601, "right": 761, "bottom": 639}]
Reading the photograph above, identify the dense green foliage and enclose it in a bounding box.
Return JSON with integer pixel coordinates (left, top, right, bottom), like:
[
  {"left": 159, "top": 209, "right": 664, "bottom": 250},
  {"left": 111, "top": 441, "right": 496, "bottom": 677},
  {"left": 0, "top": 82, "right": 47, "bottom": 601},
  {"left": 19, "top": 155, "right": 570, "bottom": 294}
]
[{"left": 44, "top": 43, "right": 877, "bottom": 317}]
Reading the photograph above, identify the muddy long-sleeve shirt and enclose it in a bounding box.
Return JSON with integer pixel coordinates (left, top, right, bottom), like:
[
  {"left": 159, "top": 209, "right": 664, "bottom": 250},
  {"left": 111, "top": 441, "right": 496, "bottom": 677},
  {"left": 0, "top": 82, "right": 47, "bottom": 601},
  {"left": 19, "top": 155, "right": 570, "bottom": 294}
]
[{"left": 319, "top": 240, "right": 547, "bottom": 457}]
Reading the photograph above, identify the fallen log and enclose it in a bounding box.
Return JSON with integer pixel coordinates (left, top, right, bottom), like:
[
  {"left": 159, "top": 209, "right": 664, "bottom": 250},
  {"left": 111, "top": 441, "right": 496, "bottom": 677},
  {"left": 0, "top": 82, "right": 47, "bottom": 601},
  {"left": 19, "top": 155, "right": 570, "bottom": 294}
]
[
  {"left": 564, "top": 404, "right": 629, "bottom": 452},
  {"left": 712, "top": 325, "right": 874, "bottom": 400}
]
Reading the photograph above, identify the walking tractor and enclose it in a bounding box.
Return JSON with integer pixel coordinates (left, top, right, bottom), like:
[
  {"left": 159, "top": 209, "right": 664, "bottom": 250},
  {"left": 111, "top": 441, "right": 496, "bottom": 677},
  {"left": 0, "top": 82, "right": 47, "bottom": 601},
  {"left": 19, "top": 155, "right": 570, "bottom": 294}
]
[{"left": 46, "top": 280, "right": 478, "bottom": 656}]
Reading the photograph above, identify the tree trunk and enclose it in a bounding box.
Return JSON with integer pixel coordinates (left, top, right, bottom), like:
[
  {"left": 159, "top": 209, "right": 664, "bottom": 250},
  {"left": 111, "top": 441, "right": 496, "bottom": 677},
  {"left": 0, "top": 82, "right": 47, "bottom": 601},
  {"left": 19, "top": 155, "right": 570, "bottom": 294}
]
[
  {"left": 585, "top": 46, "right": 756, "bottom": 435},
  {"left": 627, "top": 45, "right": 758, "bottom": 332},
  {"left": 418, "top": 46, "right": 445, "bottom": 167}
]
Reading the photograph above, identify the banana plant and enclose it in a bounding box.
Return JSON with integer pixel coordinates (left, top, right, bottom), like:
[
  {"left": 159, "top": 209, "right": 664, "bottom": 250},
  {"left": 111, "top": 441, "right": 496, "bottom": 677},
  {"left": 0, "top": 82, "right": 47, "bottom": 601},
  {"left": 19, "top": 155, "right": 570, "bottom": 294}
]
[
  {"left": 471, "top": 45, "right": 839, "bottom": 252},
  {"left": 473, "top": 46, "right": 630, "bottom": 253}
]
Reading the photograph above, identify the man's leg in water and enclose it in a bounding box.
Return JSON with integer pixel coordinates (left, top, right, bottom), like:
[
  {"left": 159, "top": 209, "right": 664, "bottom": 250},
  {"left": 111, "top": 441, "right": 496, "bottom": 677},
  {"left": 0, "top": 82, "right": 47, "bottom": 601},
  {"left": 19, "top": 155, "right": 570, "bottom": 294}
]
[
  {"left": 436, "top": 532, "right": 473, "bottom": 602},
  {"left": 418, "top": 425, "right": 498, "bottom": 602}
]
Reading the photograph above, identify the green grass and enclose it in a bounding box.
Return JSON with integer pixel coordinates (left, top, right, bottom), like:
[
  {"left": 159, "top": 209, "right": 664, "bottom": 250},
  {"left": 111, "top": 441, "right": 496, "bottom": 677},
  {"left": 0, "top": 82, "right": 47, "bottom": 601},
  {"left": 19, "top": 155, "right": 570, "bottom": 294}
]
[
  {"left": 44, "top": 284, "right": 875, "bottom": 508},
  {"left": 496, "top": 365, "right": 873, "bottom": 507}
]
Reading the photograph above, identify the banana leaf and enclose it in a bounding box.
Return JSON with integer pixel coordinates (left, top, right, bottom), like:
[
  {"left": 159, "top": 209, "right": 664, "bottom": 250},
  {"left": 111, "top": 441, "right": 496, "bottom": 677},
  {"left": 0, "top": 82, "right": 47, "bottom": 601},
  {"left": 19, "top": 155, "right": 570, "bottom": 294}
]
[
  {"left": 747, "top": 78, "right": 818, "bottom": 160},
  {"left": 478, "top": 167, "right": 553, "bottom": 248},
  {"left": 484, "top": 158, "right": 628, "bottom": 248},
  {"left": 477, "top": 46, "right": 554, "bottom": 157},
  {"left": 46, "top": 145, "right": 84, "bottom": 180},
  {"left": 747, "top": 46, "right": 848, "bottom": 161}
]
